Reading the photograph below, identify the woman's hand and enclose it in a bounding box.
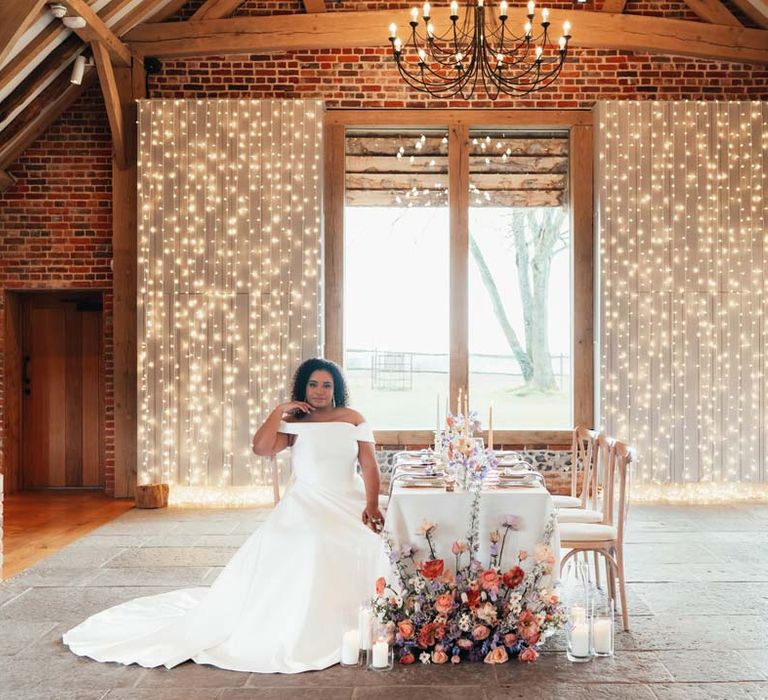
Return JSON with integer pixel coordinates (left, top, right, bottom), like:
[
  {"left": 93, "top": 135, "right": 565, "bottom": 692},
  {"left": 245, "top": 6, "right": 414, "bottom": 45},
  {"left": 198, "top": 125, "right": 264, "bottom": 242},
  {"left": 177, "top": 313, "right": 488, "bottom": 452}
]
[
  {"left": 277, "top": 400, "right": 314, "bottom": 417},
  {"left": 362, "top": 505, "right": 385, "bottom": 534}
]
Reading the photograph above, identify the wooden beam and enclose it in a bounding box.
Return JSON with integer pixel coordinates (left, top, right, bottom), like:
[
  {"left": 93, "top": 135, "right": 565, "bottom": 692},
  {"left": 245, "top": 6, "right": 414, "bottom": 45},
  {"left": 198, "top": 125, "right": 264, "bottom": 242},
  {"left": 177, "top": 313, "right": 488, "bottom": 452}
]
[
  {"left": 0, "top": 0, "right": 48, "bottom": 67},
  {"left": 0, "top": 36, "right": 82, "bottom": 123},
  {"left": 729, "top": 0, "right": 768, "bottom": 28},
  {"left": 0, "top": 69, "right": 95, "bottom": 170},
  {"left": 191, "top": 0, "right": 248, "bottom": 21},
  {"left": 91, "top": 41, "right": 126, "bottom": 169},
  {"left": 0, "top": 169, "right": 17, "bottom": 193},
  {"left": 329, "top": 110, "right": 592, "bottom": 128},
  {"left": 323, "top": 123, "right": 345, "bottom": 365},
  {"left": 681, "top": 0, "right": 742, "bottom": 25},
  {"left": 60, "top": 0, "right": 132, "bottom": 66},
  {"left": 112, "top": 0, "right": 190, "bottom": 35},
  {"left": 124, "top": 9, "right": 768, "bottom": 64},
  {"left": 303, "top": 0, "right": 327, "bottom": 12},
  {"left": 0, "top": 21, "right": 62, "bottom": 94},
  {"left": 601, "top": 0, "right": 628, "bottom": 13}
]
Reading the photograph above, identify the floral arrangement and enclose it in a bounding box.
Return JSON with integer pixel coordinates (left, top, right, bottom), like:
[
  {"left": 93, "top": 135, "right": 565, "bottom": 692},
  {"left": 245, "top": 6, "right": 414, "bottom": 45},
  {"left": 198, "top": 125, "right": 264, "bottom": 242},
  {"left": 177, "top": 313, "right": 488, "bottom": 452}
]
[
  {"left": 374, "top": 510, "right": 565, "bottom": 665},
  {"left": 439, "top": 410, "right": 498, "bottom": 488}
]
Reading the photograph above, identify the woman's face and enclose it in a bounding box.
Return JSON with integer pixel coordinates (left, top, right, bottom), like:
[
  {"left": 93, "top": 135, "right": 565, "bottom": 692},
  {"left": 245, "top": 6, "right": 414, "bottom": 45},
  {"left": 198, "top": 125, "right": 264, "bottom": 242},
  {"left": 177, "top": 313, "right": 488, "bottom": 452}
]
[{"left": 305, "top": 370, "right": 334, "bottom": 409}]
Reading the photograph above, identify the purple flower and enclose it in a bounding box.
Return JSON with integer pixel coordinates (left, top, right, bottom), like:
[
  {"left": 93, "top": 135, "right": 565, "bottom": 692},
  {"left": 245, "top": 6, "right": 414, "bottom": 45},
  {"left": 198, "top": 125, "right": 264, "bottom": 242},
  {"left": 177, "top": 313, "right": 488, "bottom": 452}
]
[
  {"left": 504, "top": 515, "right": 522, "bottom": 530},
  {"left": 400, "top": 543, "right": 416, "bottom": 558},
  {"left": 490, "top": 543, "right": 499, "bottom": 556}
]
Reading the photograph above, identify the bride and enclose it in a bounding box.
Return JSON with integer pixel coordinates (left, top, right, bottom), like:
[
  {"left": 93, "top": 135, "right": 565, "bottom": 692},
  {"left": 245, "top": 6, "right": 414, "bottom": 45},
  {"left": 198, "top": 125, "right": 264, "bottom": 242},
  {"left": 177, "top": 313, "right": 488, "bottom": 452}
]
[{"left": 63, "top": 358, "right": 384, "bottom": 673}]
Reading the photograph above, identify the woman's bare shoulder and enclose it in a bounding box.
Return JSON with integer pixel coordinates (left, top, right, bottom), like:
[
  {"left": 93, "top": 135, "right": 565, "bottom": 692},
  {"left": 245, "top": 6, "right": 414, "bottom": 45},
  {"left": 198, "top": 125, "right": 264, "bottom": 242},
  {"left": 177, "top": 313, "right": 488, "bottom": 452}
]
[{"left": 339, "top": 407, "right": 365, "bottom": 426}]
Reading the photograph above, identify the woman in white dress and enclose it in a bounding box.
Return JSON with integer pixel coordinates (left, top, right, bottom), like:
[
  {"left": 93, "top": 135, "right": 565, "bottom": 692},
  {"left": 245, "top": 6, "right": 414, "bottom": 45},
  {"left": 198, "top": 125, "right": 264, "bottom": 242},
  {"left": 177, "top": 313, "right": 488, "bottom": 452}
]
[{"left": 63, "top": 358, "right": 384, "bottom": 673}]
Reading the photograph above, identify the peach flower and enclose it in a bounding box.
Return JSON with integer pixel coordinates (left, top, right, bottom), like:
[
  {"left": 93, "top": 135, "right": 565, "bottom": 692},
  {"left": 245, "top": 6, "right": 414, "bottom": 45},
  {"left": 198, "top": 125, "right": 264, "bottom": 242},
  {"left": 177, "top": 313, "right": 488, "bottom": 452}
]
[
  {"left": 471, "top": 624, "right": 490, "bottom": 641},
  {"left": 457, "top": 638, "right": 474, "bottom": 650},
  {"left": 534, "top": 544, "right": 556, "bottom": 566},
  {"left": 517, "top": 610, "right": 540, "bottom": 645},
  {"left": 503, "top": 633, "right": 518, "bottom": 647},
  {"left": 519, "top": 647, "right": 539, "bottom": 663},
  {"left": 432, "top": 649, "right": 449, "bottom": 664},
  {"left": 483, "top": 646, "right": 509, "bottom": 664},
  {"left": 375, "top": 577, "right": 386, "bottom": 596},
  {"left": 434, "top": 593, "right": 454, "bottom": 615},
  {"left": 502, "top": 566, "right": 525, "bottom": 588},
  {"left": 397, "top": 620, "right": 415, "bottom": 639},
  {"left": 518, "top": 550, "right": 528, "bottom": 561},
  {"left": 420, "top": 559, "right": 445, "bottom": 580},
  {"left": 399, "top": 652, "right": 416, "bottom": 665},
  {"left": 451, "top": 655, "right": 461, "bottom": 664},
  {"left": 479, "top": 570, "right": 501, "bottom": 591}
]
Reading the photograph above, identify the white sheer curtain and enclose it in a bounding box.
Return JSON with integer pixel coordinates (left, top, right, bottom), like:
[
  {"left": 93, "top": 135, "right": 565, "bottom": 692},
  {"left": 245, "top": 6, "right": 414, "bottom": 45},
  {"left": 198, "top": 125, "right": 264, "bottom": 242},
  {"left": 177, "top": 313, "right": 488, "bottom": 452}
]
[
  {"left": 597, "top": 101, "right": 767, "bottom": 488},
  {"left": 137, "top": 99, "right": 324, "bottom": 504}
]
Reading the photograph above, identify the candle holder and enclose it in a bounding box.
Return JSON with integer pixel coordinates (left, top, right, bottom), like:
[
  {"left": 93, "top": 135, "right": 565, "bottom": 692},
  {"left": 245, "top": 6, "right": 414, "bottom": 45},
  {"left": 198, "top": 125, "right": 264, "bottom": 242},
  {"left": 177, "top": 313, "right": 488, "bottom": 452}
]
[
  {"left": 564, "top": 560, "right": 593, "bottom": 663},
  {"left": 592, "top": 598, "right": 614, "bottom": 657},
  {"left": 367, "top": 621, "right": 394, "bottom": 671},
  {"left": 357, "top": 601, "right": 373, "bottom": 664}
]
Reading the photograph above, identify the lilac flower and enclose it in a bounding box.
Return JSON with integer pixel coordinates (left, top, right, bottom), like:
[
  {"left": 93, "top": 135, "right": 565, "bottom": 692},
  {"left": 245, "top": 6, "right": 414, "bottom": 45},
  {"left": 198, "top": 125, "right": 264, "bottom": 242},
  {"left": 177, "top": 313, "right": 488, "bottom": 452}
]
[{"left": 503, "top": 515, "right": 522, "bottom": 530}]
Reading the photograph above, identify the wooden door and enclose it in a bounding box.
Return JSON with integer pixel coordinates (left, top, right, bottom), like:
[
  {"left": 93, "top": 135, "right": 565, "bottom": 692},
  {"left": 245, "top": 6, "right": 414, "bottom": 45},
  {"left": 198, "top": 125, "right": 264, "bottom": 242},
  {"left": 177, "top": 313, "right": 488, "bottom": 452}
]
[{"left": 21, "top": 293, "right": 103, "bottom": 489}]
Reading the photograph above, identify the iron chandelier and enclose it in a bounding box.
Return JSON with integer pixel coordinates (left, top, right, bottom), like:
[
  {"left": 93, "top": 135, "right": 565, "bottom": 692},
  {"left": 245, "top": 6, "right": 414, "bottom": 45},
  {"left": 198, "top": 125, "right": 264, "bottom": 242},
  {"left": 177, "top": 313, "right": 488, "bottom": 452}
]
[{"left": 388, "top": 0, "right": 572, "bottom": 100}]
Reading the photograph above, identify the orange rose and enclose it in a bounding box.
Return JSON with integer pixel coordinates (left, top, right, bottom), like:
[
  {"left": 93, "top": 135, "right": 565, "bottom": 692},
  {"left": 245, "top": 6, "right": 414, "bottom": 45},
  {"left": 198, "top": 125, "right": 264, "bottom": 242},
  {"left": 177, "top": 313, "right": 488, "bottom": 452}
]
[
  {"left": 417, "top": 622, "right": 437, "bottom": 649},
  {"left": 451, "top": 654, "right": 461, "bottom": 664},
  {"left": 375, "top": 577, "right": 386, "bottom": 596},
  {"left": 432, "top": 649, "right": 449, "bottom": 664},
  {"left": 519, "top": 647, "right": 539, "bottom": 663},
  {"left": 397, "top": 620, "right": 415, "bottom": 639},
  {"left": 502, "top": 566, "right": 525, "bottom": 588},
  {"left": 421, "top": 559, "right": 445, "bottom": 580},
  {"left": 471, "top": 624, "right": 490, "bottom": 641},
  {"left": 483, "top": 646, "right": 509, "bottom": 664},
  {"left": 433, "top": 622, "right": 447, "bottom": 641},
  {"left": 434, "top": 593, "right": 454, "bottom": 615},
  {"left": 399, "top": 652, "right": 416, "bottom": 665},
  {"left": 479, "top": 570, "right": 500, "bottom": 591}
]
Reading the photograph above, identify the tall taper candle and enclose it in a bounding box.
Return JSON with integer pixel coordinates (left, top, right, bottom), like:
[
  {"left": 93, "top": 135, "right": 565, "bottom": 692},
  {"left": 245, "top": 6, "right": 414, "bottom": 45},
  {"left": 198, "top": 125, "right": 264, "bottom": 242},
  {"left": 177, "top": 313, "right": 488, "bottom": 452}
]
[{"left": 488, "top": 403, "right": 494, "bottom": 449}]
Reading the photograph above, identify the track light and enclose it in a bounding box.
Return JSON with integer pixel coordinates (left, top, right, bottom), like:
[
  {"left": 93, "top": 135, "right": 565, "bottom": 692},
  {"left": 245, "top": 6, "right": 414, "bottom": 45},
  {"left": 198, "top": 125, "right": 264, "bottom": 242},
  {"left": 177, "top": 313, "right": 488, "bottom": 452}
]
[{"left": 70, "top": 54, "right": 86, "bottom": 85}]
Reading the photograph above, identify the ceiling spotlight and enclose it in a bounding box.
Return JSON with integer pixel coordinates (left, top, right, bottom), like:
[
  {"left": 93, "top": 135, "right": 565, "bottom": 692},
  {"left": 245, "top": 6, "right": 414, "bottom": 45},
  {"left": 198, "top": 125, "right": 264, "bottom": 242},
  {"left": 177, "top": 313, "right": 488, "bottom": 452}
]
[
  {"left": 49, "top": 3, "right": 67, "bottom": 18},
  {"left": 62, "top": 15, "right": 86, "bottom": 28},
  {"left": 70, "top": 54, "right": 86, "bottom": 85}
]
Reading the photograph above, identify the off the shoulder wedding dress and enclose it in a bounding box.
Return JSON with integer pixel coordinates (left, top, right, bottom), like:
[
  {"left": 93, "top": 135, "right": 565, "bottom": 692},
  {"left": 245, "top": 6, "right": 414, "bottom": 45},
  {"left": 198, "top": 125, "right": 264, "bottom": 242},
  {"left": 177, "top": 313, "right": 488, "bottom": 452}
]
[{"left": 63, "top": 421, "right": 381, "bottom": 673}]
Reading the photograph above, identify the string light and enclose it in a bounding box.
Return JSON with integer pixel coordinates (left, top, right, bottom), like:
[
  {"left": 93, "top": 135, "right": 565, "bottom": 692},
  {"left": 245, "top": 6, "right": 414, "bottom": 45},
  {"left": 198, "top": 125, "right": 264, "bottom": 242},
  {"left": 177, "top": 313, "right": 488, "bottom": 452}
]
[
  {"left": 599, "top": 101, "right": 767, "bottom": 503},
  {"left": 138, "top": 99, "right": 324, "bottom": 507}
]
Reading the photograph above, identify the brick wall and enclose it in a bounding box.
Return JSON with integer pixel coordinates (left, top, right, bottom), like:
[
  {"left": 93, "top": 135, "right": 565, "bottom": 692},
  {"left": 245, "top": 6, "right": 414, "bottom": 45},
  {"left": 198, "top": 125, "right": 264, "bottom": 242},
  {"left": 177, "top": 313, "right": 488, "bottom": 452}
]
[
  {"left": 0, "top": 84, "right": 116, "bottom": 494},
  {"left": 0, "top": 2, "right": 766, "bottom": 496}
]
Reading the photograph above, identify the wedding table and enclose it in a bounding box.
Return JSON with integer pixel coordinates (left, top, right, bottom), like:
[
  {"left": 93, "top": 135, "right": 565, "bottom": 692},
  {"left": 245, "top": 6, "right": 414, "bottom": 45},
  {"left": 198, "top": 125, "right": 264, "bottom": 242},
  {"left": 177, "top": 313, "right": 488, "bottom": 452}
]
[{"left": 384, "top": 479, "right": 560, "bottom": 574}]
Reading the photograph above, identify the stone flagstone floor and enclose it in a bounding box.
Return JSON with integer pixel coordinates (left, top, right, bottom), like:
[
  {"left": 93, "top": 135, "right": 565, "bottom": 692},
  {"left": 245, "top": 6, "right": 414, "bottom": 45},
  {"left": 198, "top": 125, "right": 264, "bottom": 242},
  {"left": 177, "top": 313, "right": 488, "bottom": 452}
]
[{"left": 1, "top": 503, "right": 767, "bottom": 699}]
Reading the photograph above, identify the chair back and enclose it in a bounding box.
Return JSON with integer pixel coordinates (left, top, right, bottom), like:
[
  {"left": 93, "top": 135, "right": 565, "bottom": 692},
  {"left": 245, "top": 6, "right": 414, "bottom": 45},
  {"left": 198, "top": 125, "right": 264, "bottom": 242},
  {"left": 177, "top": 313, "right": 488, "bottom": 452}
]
[
  {"left": 596, "top": 433, "right": 614, "bottom": 524},
  {"left": 610, "top": 440, "right": 635, "bottom": 546},
  {"left": 571, "top": 426, "right": 600, "bottom": 508}
]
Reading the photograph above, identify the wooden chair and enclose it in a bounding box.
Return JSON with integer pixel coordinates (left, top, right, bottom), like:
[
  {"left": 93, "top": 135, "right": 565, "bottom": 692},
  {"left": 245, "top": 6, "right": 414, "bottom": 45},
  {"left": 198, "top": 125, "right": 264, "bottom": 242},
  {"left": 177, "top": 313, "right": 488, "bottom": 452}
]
[
  {"left": 557, "top": 431, "right": 608, "bottom": 524},
  {"left": 558, "top": 438, "right": 634, "bottom": 631},
  {"left": 553, "top": 426, "right": 600, "bottom": 509}
]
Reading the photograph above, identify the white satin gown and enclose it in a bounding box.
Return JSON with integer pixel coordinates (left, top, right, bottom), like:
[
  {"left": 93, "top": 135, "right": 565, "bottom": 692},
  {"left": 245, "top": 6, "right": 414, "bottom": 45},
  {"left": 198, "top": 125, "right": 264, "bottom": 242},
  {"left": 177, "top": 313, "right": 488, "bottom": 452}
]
[{"left": 63, "top": 421, "right": 381, "bottom": 673}]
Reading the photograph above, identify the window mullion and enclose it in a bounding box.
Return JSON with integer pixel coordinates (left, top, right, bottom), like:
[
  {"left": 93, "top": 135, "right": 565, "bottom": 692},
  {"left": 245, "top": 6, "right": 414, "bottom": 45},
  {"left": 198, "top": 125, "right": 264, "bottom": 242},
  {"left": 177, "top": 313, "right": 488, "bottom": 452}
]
[{"left": 448, "top": 123, "right": 470, "bottom": 412}]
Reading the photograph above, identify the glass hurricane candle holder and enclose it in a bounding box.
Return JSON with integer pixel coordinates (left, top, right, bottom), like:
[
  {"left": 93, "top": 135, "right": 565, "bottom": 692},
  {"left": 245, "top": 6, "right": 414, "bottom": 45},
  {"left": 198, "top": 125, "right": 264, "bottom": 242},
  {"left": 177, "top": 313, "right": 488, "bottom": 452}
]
[
  {"left": 367, "top": 622, "right": 394, "bottom": 671},
  {"left": 564, "top": 560, "right": 593, "bottom": 663},
  {"left": 592, "top": 599, "right": 614, "bottom": 657},
  {"left": 358, "top": 602, "right": 373, "bottom": 658}
]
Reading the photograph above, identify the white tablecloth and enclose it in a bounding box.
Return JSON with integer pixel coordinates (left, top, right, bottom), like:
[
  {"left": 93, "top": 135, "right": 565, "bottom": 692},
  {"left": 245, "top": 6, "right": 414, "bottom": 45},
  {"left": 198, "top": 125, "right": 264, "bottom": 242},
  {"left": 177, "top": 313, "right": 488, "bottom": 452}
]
[{"left": 384, "top": 483, "right": 560, "bottom": 574}]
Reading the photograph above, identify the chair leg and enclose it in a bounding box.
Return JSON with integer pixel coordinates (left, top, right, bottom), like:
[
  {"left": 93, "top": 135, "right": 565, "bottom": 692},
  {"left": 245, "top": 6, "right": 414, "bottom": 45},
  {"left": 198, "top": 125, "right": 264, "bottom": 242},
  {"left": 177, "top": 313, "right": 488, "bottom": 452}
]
[
  {"left": 593, "top": 551, "right": 602, "bottom": 590},
  {"left": 605, "top": 552, "right": 616, "bottom": 603},
  {"left": 616, "top": 546, "right": 629, "bottom": 632}
]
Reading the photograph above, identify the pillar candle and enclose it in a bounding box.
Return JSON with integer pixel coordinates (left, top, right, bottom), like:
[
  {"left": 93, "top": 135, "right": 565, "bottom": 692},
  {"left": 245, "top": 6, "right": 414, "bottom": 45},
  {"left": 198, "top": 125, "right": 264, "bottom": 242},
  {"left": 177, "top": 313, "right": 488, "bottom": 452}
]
[
  {"left": 341, "top": 629, "right": 360, "bottom": 665},
  {"left": 593, "top": 619, "right": 612, "bottom": 654},
  {"left": 371, "top": 639, "right": 389, "bottom": 668},
  {"left": 488, "top": 403, "right": 494, "bottom": 449},
  {"left": 570, "top": 622, "right": 590, "bottom": 657}
]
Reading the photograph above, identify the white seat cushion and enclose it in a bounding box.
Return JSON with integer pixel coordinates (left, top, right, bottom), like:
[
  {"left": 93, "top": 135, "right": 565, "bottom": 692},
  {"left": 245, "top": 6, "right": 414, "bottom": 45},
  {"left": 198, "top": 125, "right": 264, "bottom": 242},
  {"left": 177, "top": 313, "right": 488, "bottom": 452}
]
[
  {"left": 559, "top": 522, "right": 617, "bottom": 543},
  {"left": 557, "top": 508, "right": 603, "bottom": 524},
  {"left": 552, "top": 495, "right": 581, "bottom": 508}
]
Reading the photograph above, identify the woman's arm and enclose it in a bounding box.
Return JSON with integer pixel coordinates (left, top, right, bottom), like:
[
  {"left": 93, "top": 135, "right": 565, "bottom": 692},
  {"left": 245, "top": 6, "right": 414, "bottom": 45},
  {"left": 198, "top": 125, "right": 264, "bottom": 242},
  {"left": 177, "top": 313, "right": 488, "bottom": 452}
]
[
  {"left": 252, "top": 401, "right": 312, "bottom": 457},
  {"left": 358, "top": 441, "right": 384, "bottom": 533}
]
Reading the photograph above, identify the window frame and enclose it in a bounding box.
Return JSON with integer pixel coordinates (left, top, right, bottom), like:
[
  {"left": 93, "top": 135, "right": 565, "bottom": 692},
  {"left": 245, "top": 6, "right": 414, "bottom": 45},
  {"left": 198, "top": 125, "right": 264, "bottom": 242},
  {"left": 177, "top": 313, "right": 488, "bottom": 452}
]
[{"left": 324, "top": 110, "right": 594, "bottom": 447}]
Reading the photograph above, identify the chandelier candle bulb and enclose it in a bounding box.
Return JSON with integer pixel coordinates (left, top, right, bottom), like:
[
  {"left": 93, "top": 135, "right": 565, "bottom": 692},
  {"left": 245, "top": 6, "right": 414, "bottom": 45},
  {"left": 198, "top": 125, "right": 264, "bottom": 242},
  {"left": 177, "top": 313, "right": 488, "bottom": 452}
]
[
  {"left": 389, "top": 22, "right": 397, "bottom": 37},
  {"left": 394, "top": 37, "right": 402, "bottom": 52},
  {"left": 541, "top": 7, "right": 549, "bottom": 22},
  {"left": 535, "top": 45, "right": 543, "bottom": 60},
  {"left": 499, "top": 0, "right": 508, "bottom": 16},
  {"left": 563, "top": 20, "right": 571, "bottom": 35},
  {"left": 527, "top": 0, "right": 535, "bottom": 15},
  {"left": 423, "top": 2, "right": 430, "bottom": 17},
  {"left": 418, "top": 47, "right": 427, "bottom": 62},
  {"left": 559, "top": 36, "right": 566, "bottom": 51},
  {"left": 427, "top": 22, "right": 435, "bottom": 37},
  {"left": 410, "top": 7, "right": 418, "bottom": 22},
  {"left": 524, "top": 20, "right": 532, "bottom": 35},
  {"left": 450, "top": 0, "right": 458, "bottom": 16}
]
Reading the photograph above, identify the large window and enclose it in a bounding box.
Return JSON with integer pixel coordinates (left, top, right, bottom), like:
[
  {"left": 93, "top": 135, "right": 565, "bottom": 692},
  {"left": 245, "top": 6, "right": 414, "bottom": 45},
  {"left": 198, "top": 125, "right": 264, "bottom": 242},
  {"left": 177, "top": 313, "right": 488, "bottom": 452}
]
[{"left": 325, "top": 113, "right": 592, "bottom": 444}]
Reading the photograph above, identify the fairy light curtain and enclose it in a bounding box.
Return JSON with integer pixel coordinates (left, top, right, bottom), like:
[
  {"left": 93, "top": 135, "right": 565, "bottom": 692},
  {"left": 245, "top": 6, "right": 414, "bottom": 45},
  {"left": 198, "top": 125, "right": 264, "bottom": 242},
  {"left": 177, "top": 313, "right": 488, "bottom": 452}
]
[
  {"left": 137, "top": 99, "right": 324, "bottom": 505},
  {"left": 597, "top": 101, "right": 767, "bottom": 493}
]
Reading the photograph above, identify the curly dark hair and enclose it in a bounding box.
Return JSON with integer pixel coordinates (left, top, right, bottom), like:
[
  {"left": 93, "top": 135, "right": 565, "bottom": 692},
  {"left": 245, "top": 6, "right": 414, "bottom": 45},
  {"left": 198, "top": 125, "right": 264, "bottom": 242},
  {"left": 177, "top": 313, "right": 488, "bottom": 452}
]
[{"left": 290, "top": 358, "right": 349, "bottom": 408}]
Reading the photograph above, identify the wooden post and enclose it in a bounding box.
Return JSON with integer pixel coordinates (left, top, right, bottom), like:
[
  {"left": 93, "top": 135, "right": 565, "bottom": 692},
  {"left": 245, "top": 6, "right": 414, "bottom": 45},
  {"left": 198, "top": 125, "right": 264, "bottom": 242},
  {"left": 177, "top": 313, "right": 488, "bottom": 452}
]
[{"left": 112, "top": 58, "right": 143, "bottom": 498}]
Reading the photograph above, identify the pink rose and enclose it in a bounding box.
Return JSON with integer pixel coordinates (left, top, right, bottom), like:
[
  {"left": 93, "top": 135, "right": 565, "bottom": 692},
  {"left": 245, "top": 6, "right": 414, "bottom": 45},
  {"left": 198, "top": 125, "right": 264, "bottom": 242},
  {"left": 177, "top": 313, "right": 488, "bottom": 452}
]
[
  {"left": 471, "top": 624, "right": 490, "bottom": 641},
  {"left": 434, "top": 593, "right": 454, "bottom": 615},
  {"left": 457, "top": 638, "right": 474, "bottom": 650},
  {"left": 518, "top": 550, "right": 528, "bottom": 561},
  {"left": 451, "top": 540, "right": 466, "bottom": 555},
  {"left": 519, "top": 647, "right": 539, "bottom": 663},
  {"left": 517, "top": 610, "right": 540, "bottom": 645},
  {"left": 483, "top": 646, "right": 509, "bottom": 664},
  {"left": 503, "top": 633, "right": 518, "bottom": 647},
  {"left": 479, "top": 570, "right": 501, "bottom": 592},
  {"left": 397, "top": 620, "right": 415, "bottom": 639},
  {"left": 451, "top": 655, "right": 461, "bottom": 664},
  {"left": 534, "top": 544, "right": 556, "bottom": 566},
  {"left": 432, "top": 649, "right": 449, "bottom": 664}
]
